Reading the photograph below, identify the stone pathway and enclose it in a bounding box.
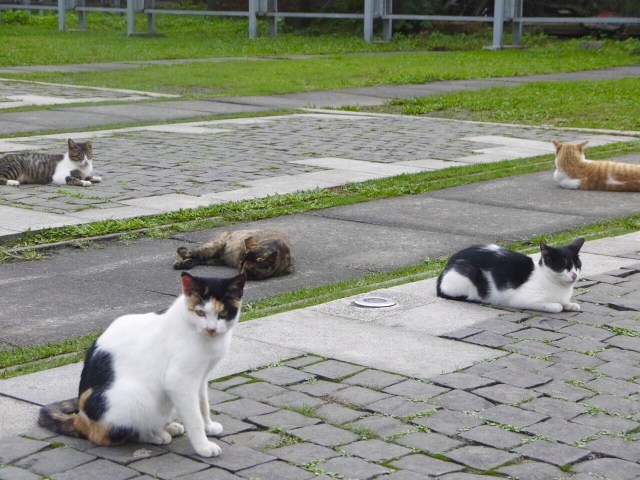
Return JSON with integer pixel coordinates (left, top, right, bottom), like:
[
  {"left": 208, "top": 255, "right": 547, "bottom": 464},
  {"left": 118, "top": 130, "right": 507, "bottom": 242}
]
[{"left": 2, "top": 233, "right": 640, "bottom": 479}]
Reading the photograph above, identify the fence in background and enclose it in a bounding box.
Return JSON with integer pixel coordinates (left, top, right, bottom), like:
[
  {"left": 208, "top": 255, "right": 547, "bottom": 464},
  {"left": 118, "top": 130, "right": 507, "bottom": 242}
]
[{"left": 1, "top": 0, "right": 639, "bottom": 48}]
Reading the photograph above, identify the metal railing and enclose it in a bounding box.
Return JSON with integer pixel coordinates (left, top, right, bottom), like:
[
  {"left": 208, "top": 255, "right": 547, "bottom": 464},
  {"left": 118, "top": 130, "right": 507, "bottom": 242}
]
[{"left": 1, "top": 0, "right": 638, "bottom": 47}]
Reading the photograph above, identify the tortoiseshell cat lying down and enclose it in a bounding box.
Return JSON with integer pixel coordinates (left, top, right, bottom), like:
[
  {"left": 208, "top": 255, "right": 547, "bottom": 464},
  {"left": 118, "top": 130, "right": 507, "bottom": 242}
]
[{"left": 174, "top": 229, "right": 295, "bottom": 280}]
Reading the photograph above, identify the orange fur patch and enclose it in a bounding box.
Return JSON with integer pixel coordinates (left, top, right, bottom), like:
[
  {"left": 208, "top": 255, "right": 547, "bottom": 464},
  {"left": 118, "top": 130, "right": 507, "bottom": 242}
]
[{"left": 75, "top": 388, "right": 113, "bottom": 446}]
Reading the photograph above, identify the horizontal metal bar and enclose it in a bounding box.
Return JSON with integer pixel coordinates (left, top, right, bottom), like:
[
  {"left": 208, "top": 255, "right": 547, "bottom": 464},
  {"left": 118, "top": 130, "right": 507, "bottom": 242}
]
[
  {"left": 75, "top": 6, "right": 127, "bottom": 12},
  {"left": 144, "top": 8, "right": 248, "bottom": 16},
  {"left": 0, "top": 4, "right": 58, "bottom": 9},
  {"left": 381, "top": 14, "right": 494, "bottom": 22},
  {"left": 515, "top": 16, "right": 640, "bottom": 24},
  {"left": 264, "top": 12, "right": 364, "bottom": 19}
]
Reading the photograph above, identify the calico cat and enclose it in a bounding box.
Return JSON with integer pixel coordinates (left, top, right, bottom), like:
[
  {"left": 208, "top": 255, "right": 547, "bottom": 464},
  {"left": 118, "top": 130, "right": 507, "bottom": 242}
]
[
  {"left": 0, "top": 138, "right": 101, "bottom": 187},
  {"left": 39, "top": 272, "right": 246, "bottom": 457},
  {"left": 437, "top": 238, "right": 584, "bottom": 313},
  {"left": 174, "top": 229, "right": 295, "bottom": 280},
  {"left": 553, "top": 140, "right": 640, "bottom": 191}
]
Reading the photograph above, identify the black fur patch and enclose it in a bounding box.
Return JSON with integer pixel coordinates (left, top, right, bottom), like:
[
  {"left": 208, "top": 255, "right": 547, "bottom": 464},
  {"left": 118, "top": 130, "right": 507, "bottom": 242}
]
[
  {"left": 540, "top": 238, "right": 583, "bottom": 274},
  {"left": 155, "top": 307, "right": 168, "bottom": 315},
  {"left": 109, "top": 425, "right": 137, "bottom": 443},
  {"left": 184, "top": 273, "right": 245, "bottom": 321},
  {"left": 79, "top": 341, "right": 115, "bottom": 421}
]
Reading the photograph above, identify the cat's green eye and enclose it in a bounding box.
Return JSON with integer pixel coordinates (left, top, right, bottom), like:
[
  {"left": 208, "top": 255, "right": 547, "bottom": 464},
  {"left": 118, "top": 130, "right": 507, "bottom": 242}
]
[
  {"left": 195, "top": 310, "right": 205, "bottom": 317},
  {"left": 219, "top": 310, "right": 227, "bottom": 318}
]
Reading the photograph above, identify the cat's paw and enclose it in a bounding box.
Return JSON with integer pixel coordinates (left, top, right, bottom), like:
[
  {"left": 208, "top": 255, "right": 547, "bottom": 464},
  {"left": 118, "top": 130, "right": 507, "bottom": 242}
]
[
  {"left": 563, "top": 302, "right": 581, "bottom": 312},
  {"left": 173, "top": 258, "right": 195, "bottom": 270},
  {"left": 90, "top": 176, "right": 102, "bottom": 183},
  {"left": 194, "top": 441, "right": 222, "bottom": 457},
  {"left": 204, "top": 421, "right": 223, "bottom": 436},
  {"left": 80, "top": 180, "right": 92, "bottom": 187},
  {"left": 165, "top": 422, "right": 185, "bottom": 437},
  {"left": 146, "top": 430, "right": 172, "bottom": 445},
  {"left": 5, "top": 180, "right": 20, "bottom": 186},
  {"left": 542, "top": 303, "right": 564, "bottom": 313}
]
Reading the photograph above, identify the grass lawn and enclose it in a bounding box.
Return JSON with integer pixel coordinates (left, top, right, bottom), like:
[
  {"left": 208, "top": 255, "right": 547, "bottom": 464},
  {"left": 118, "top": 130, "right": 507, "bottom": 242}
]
[
  {"left": 364, "top": 77, "right": 640, "bottom": 131},
  {"left": 4, "top": 38, "right": 640, "bottom": 98}
]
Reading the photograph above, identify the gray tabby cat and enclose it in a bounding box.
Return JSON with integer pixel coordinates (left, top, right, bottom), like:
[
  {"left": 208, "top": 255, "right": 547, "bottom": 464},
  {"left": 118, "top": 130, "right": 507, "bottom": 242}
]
[{"left": 0, "top": 138, "right": 101, "bottom": 187}]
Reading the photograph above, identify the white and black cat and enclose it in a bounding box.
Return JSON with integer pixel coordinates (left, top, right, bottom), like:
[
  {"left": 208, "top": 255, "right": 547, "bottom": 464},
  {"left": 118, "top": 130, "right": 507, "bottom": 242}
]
[
  {"left": 0, "top": 138, "right": 101, "bottom": 187},
  {"left": 39, "top": 272, "right": 246, "bottom": 457},
  {"left": 437, "top": 238, "right": 584, "bottom": 313}
]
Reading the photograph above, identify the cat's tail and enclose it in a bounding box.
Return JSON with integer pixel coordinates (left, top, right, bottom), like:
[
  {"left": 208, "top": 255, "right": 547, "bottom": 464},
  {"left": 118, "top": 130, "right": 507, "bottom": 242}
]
[{"left": 38, "top": 398, "right": 85, "bottom": 438}]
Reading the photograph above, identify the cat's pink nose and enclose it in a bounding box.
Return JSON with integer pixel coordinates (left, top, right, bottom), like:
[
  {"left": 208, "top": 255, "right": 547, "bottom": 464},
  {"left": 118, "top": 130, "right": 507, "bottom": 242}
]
[
  {"left": 571, "top": 273, "right": 577, "bottom": 281},
  {"left": 205, "top": 328, "right": 217, "bottom": 336}
]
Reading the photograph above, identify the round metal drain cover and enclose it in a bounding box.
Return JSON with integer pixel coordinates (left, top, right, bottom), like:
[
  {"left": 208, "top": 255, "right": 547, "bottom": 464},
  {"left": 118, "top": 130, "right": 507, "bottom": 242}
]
[{"left": 353, "top": 296, "right": 397, "bottom": 308}]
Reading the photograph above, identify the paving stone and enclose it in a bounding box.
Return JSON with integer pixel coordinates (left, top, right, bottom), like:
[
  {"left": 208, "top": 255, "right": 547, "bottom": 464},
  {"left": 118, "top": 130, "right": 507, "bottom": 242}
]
[
  {"left": 464, "top": 331, "right": 515, "bottom": 348},
  {"left": 607, "top": 335, "right": 640, "bottom": 353},
  {"left": 582, "top": 394, "right": 640, "bottom": 416},
  {"left": 533, "top": 380, "right": 594, "bottom": 402},
  {"left": 211, "top": 399, "right": 279, "bottom": 420},
  {"left": 163, "top": 435, "right": 226, "bottom": 457},
  {"left": 19, "top": 425, "right": 57, "bottom": 441},
  {"left": 50, "top": 459, "right": 139, "bottom": 480},
  {"left": 597, "top": 360, "right": 640, "bottom": 379},
  {"left": 446, "top": 446, "right": 519, "bottom": 471},
  {"left": 342, "top": 439, "right": 412, "bottom": 461},
  {"left": 473, "top": 384, "right": 540, "bottom": 405},
  {"left": 523, "top": 317, "right": 570, "bottom": 331},
  {"left": 411, "top": 409, "right": 484, "bottom": 435},
  {"left": 597, "top": 347, "right": 640, "bottom": 365},
  {"left": 507, "top": 328, "right": 566, "bottom": 342},
  {"left": 226, "top": 382, "right": 288, "bottom": 401},
  {"left": 208, "top": 388, "right": 238, "bottom": 405},
  {"left": 176, "top": 468, "right": 242, "bottom": 480},
  {"left": 571, "top": 412, "right": 640, "bottom": 434},
  {"left": 549, "top": 351, "right": 605, "bottom": 368},
  {"left": 552, "top": 336, "right": 607, "bottom": 352},
  {"left": 608, "top": 318, "right": 640, "bottom": 333},
  {"left": 497, "top": 461, "right": 568, "bottom": 480},
  {"left": 86, "top": 444, "right": 167, "bottom": 465},
  {"left": 478, "top": 405, "right": 547, "bottom": 428},
  {"left": 503, "top": 340, "right": 562, "bottom": 357},
  {"left": 536, "top": 363, "right": 596, "bottom": 383},
  {"left": 520, "top": 397, "right": 585, "bottom": 420},
  {"left": 128, "top": 452, "right": 208, "bottom": 479},
  {"left": 438, "top": 474, "right": 494, "bottom": 480},
  {"left": 366, "top": 395, "right": 438, "bottom": 418},
  {"left": 15, "top": 448, "right": 96, "bottom": 477},
  {"left": 458, "top": 425, "right": 528, "bottom": 449},
  {"left": 525, "top": 417, "right": 600, "bottom": 445},
  {"left": 264, "top": 390, "right": 326, "bottom": 409},
  {"left": 196, "top": 444, "right": 275, "bottom": 472},
  {"left": 210, "top": 413, "right": 257, "bottom": 436},
  {"left": 0, "top": 437, "right": 51, "bottom": 464},
  {"left": 383, "top": 379, "right": 449, "bottom": 400},
  {"left": 210, "top": 376, "right": 252, "bottom": 391},
  {"left": 348, "top": 415, "right": 410, "bottom": 438},
  {"left": 342, "top": 369, "right": 406, "bottom": 388},
  {"left": 493, "top": 354, "right": 554, "bottom": 373},
  {"left": 0, "top": 466, "right": 43, "bottom": 480},
  {"left": 303, "top": 360, "right": 365, "bottom": 380},
  {"left": 223, "top": 431, "right": 282, "bottom": 450},
  {"left": 249, "top": 366, "right": 314, "bottom": 385},
  {"left": 560, "top": 324, "right": 615, "bottom": 342},
  {"left": 441, "top": 327, "right": 483, "bottom": 340},
  {"left": 428, "top": 373, "right": 496, "bottom": 391},
  {"left": 288, "top": 424, "right": 358, "bottom": 447},
  {"left": 587, "top": 376, "right": 640, "bottom": 396},
  {"left": 394, "top": 432, "right": 464, "bottom": 453},
  {"left": 289, "top": 380, "right": 347, "bottom": 397},
  {"left": 236, "top": 460, "right": 315, "bottom": 480},
  {"left": 472, "top": 319, "right": 526, "bottom": 335},
  {"left": 377, "top": 471, "right": 432, "bottom": 480},
  {"left": 498, "top": 312, "right": 533, "bottom": 323},
  {"left": 47, "top": 436, "right": 96, "bottom": 452},
  {"left": 572, "top": 458, "right": 640, "bottom": 480},
  {"left": 268, "top": 442, "right": 339, "bottom": 465},
  {"left": 248, "top": 409, "right": 321, "bottom": 430},
  {"left": 569, "top": 312, "right": 611, "bottom": 327},
  {"left": 482, "top": 367, "right": 551, "bottom": 389},
  {"left": 315, "top": 403, "right": 367, "bottom": 424},
  {"left": 329, "top": 385, "right": 393, "bottom": 407},
  {"left": 462, "top": 361, "right": 506, "bottom": 376},
  {"left": 390, "top": 454, "right": 464, "bottom": 476},
  {"left": 428, "top": 389, "right": 494, "bottom": 412},
  {"left": 515, "top": 441, "right": 590, "bottom": 467},
  {"left": 585, "top": 435, "right": 640, "bottom": 462},
  {"left": 284, "top": 356, "right": 324, "bottom": 368},
  {"left": 320, "top": 456, "right": 391, "bottom": 480}
]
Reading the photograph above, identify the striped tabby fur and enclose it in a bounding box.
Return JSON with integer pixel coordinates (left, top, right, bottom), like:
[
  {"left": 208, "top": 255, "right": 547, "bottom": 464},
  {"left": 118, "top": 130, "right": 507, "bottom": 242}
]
[
  {"left": 553, "top": 140, "right": 640, "bottom": 191},
  {"left": 0, "top": 138, "right": 101, "bottom": 186}
]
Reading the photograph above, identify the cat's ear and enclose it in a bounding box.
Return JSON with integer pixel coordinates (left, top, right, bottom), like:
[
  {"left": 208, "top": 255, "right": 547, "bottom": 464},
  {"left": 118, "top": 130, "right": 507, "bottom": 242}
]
[
  {"left": 85, "top": 140, "right": 92, "bottom": 149},
  {"left": 68, "top": 138, "right": 79, "bottom": 150},
  {"left": 568, "top": 237, "right": 585, "bottom": 253},
  {"left": 244, "top": 237, "right": 258, "bottom": 251},
  {"left": 552, "top": 140, "right": 562, "bottom": 152},
  {"left": 180, "top": 272, "right": 200, "bottom": 297},
  {"left": 539, "top": 240, "right": 551, "bottom": 255},
  {"left": 226, "top": 274, "right": 246, "bottom": 300},
  {"left": 267, "top": 251, "right": 278, "bottom": 263},
  {"left": 577, "top": 141, "right": 588, "bottom": 151}
]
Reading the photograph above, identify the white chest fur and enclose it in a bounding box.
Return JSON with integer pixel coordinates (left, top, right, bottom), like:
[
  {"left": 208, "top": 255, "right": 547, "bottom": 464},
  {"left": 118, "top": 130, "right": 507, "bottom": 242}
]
[{"left": 52, "top": 153, "right": 93, "bottom": 185}]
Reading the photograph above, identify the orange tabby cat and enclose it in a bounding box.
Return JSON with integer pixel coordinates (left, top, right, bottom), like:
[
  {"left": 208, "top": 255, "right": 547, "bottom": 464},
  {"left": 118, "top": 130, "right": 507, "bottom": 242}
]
[{"left": 553, "top": 140, "right": 640, "bottom": 191}]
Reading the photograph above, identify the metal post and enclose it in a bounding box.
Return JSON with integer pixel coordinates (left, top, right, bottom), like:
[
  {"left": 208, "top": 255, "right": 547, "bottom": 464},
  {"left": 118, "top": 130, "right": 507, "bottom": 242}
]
[
  {"left": 147, "top": 0, "right": 155, "bottom": 34},
  {"left": 57, "top": 0, "right": 66, "bottom": 30},
  {"left": 364, "top": 0, "right": 373, "bottom": 42},
  {"left": 268, "top": 0, "right": 277, "bottom": 38},
  {"left": 248, "top": 0, "right": 257, "bottom": 39},
  {"left": 127, "top": 0, "right": 134, "bottom": 35},
  {"left": 77, "top": 0, "right": 86, "bottom": 30},
  {"left": 382, "top": 0, "right": 392, "bottom": 41},
  {"left": 512, "top": 0, "right": 523, "bottom": 46},
  {"left": 491, "top": 0, "right": 505, "bottom": 49}
]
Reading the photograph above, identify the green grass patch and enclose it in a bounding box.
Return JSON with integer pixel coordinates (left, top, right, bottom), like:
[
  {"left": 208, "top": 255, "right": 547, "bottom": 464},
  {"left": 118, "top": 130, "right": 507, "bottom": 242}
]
[
  {"left": 4, "top": 39, "right": 640, "bottom": 98},
  {"left": 369, "top": 77, "right": 640, "bottom": 131}
]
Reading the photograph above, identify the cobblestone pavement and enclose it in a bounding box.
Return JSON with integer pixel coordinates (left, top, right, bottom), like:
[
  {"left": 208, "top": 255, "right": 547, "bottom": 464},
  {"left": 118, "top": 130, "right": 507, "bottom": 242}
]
[
  {"left": 0, "top": 114, "right": 628, "bottom": 215},
  {"left": 3, "top": 266, "right": 640, "bottom": 479},
  {"left": 0, "top": 79, "right": 174, "bottom": 109}
]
